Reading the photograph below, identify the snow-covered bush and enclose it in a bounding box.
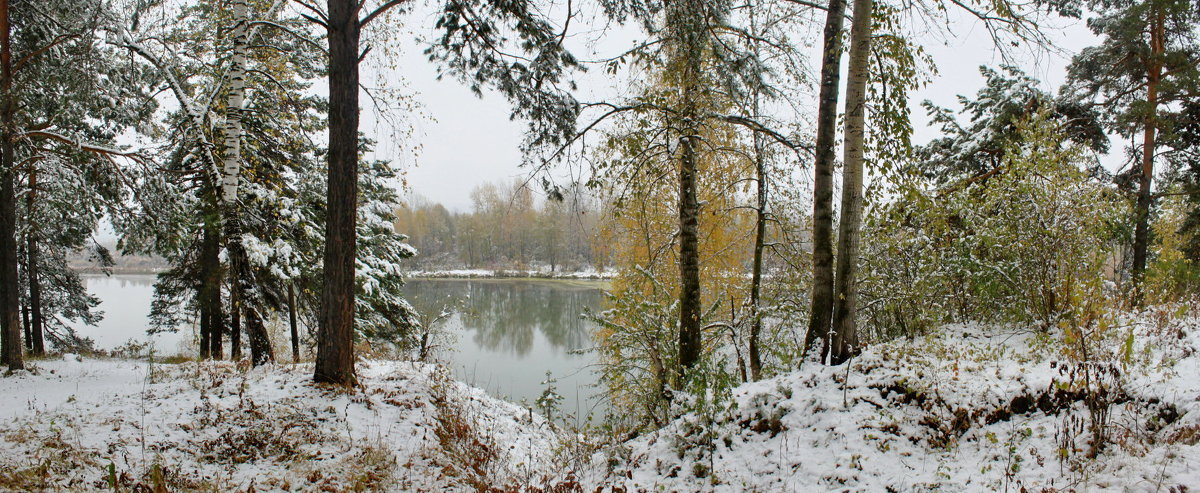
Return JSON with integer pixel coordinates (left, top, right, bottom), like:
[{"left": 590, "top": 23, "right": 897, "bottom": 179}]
[{"left": 861, "top": 110, "right": 1127, "bottom": 338}]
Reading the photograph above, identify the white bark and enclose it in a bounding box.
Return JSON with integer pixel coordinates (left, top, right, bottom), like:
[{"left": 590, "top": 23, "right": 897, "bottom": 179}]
[
  {"left": 221, "top": 0, "right": 250, "bottom": 203},
  {"left": 831, "top": 0, "right": 872, "bottom": 363}
]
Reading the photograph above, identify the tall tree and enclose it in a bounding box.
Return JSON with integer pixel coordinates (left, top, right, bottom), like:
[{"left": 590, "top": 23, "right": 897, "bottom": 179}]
[
  {"left": 803, "top": 0, "right": 848, "bottom": 361},
  {"left": 1064, "top": 0, "right": 1200, "bottom": 301},
  {"left": 0, "top": 0, "right": 152, "bottom": 368},
  {"left": 312, "top": 0, "right": 364, "bottom": 386},
  {"left": 829, "top": 0, "right": 873, "bottom": 364},
  {"left": 314, "top": 0, "right": 580, "bottom": 385},
  {"left": 0, "top": 0, "right": 18, "bottom": 371}
]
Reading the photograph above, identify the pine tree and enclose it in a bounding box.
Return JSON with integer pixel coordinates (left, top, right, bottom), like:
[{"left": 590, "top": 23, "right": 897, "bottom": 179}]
[
  {"left": 314, "top": 0, "right": 582, "bottom": 386},
  {"left": 1064, "top": 0, "right": 1200, "bottom": 301}
]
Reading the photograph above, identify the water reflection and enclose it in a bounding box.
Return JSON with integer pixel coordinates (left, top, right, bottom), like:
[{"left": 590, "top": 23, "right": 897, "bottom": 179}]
[
  {"left": 72, "top": 274, "right": 185, "bottom": 352},
  {"left": 73, "top": 275, "right": 606, "bottom": 418},
  {"left": 402, "top": 279, "right": 606, "bottom": 418},
  {"left": 402, "top": 279, "right": 602, "bottom": 357}
]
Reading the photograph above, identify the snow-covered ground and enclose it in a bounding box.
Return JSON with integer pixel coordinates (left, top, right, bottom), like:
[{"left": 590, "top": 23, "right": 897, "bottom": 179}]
[
  {"left": 591, "top": 307, "right": 1200, "bottom": 491},
  {"left": 0, "top": 359, "right": 565, "bottom": 491},
  {"left": 4, "top": 305, "right": 1199, "bottom": 491},
  {"left": 406, "top": 267, "right": 616, "bottom": 279}
]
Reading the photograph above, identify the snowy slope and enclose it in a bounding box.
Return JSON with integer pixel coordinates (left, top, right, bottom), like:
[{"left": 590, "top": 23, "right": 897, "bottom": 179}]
[
  {"left": 3, "top": 307, "right": 1199, "bottom": 491},
  {"left": 589, "top": 311, "right": 1200, "bottom": 492},
  {"left": 0, "top": 359, "right": 561, "bottom": 491}
]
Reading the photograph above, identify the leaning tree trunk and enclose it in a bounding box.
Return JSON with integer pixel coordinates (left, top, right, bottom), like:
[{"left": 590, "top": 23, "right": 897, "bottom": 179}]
[
  {"left": 25, "top": 168, "right": 43, "bottom": 355},
  {"left": 314, "top": 0, "right": 360, "bottom": 386},
  {"left": 0, "top": 0, "right": 21, "bottom": 370},
  {"left": 804, "top": 0, "right": 848, "bottom": 363},
  {"left": 830, "top": 0, "right": 872, "bottom": 365},
  {"left": 245, "top": 304, "right": 275, "bottom": 366},
  {"left": 1131, "top": 7, "right": 1163, "bottom": 305}
]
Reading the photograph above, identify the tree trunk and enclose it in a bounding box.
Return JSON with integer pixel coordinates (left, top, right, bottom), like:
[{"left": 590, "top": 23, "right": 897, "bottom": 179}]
[
  {"left": 230, "top": 268, "right": 242, "bottom": 360},
  {"left": 314, "top": 0, "right": 360, "bottom": 386},
  {"left": 25, "top": 168, "right": 42, "bottom": 355},
  {"left": 0, "top": 0, "right": 22, "bottom": 370},
  {"left": 1131, "top": 7, "right": 1163, "bottom": 304},
  {"left": 288, "top": 282, "right": 299, "bottom": 362},
  {"left": 245, "top": 305, "right": 274, "bottom": 366},
  {"left": 220, "top": 0, "right": 249, "bottom": 203},
  {"left": 677, "top": 123, "right": 702, "bottom": 381},
  {"left": 20, "top": 296, "right": 27, "bottom": 351},
  {"left": 220, "top": 0, "right": 253, "bottom": 363},
  {"left": 199, "top": 216, "right": 223, "bottom": 359},
  {"left": 830, "top": 0, "right": 872, "bottom": 365},
  {"left": 664, "top": 0, "right": 707, "bottom": 386},
  {"left": 748, "top": 120, "right": 767, "bottom": 381},
  {"left": 804, "top": 0, "right": 848, "bottom": 363}
]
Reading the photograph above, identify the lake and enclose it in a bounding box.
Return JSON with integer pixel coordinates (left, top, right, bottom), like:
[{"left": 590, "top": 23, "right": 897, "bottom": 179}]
[{"left": 71, "top": 275, "right": 607, "bottom": 420}]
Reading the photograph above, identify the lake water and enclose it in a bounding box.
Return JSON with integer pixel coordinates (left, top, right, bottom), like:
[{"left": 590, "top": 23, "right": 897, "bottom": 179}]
[{"left": 71, "top": 275, "right": 606, "bottom": 420}]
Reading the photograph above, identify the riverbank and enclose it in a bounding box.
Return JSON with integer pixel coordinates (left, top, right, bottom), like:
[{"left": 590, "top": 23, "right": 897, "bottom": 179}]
[{"left": 5, "top": 305, "right": 1199, "bottom": 491}]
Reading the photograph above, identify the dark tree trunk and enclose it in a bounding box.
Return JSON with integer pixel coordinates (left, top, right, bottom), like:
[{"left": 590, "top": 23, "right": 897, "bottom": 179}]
[
  {"left": 288, "top": 282, "right": 299, "bottom": 363},
  {"left": 677, "top": 110, "right": 702, "bottom": 382},
  {"left": 199, "top": 215, "right": 223, "bottom": 359},
  {"left": 314, "top": 0, "right": 360, "bottom": 386},
  {"left": 804, "top": 0, "right": 848, "bottom": 363},
  {"left": 830, "top": 0, "right": 872, "bottom": 365},
  {"left": 0, "top": 0, "right": 21, "bottom": 370},
  {"left": 665, "top": 0, "right": 706, "bottom": 386},
  {"left": 226, "top": 212, "right": 244, "bottom": 362},
  {"left": 245, "top": 305, "right": 274, "bottom": 366},
  {"left": 20, "top": 296, "right": 27, "bottom": 351},
  {"left": 26, "top": 167, "right": 42, "bottom": 355},
  {"left": 748, "top": 125, "right": 767, "bottom": 381},
  {"left": 1131, "top": 7, "right": 1163, "bottom": 304},
  {"left": 230, "top": 272, "right": 241, "bottom": 360},
  {"left": 198, "top": 298, "right": 210, "bottom": 359}
]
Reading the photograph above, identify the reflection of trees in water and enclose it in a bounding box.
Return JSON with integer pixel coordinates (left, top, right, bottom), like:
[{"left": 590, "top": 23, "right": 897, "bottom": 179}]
[{"left": 402, "top": 280, "right": 602, "bottom": 356}]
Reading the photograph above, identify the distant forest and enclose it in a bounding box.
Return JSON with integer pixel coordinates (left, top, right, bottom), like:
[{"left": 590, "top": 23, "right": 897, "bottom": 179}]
[{"left": 394, "top": 180, "right": 610, "bottom": 272}]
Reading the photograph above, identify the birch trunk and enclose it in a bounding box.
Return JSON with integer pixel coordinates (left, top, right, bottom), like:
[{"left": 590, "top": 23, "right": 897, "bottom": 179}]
[
  {"left": 830, "top": 0, "right": 872, "bottom": 365},
  {"left": 221, "top": 0, "right": 249, "bottom": 203}
]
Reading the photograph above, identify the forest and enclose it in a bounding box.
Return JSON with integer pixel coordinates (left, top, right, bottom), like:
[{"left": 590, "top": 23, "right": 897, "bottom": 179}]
[{"left": 1, "top": 0, "right": 1200, "bottom": 490}]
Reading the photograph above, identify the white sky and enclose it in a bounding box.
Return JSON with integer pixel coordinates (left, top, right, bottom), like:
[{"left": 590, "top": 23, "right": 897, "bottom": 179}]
[{"left": 364, "top": 4, "right": 1105, "bottom": 212}]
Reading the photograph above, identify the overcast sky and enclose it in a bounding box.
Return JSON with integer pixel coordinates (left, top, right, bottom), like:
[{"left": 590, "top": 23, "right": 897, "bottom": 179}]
[{"left": 368, "top": 5, "right": 1102, "bottom": 212}]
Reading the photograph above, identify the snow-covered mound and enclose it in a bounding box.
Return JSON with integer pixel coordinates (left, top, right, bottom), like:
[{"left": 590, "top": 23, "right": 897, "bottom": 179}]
[
  {"left": 590, "top": 309, "right": 1200, "bottom": 491},
  {"left": 0, "top": 358, "right": 561, "bottom": 491}
]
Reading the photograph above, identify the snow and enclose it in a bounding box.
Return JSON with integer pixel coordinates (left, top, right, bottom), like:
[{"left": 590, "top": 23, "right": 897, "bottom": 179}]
[
  {"left": 0, "top": 358, "right": 558, "bottom": 491},
  {"left": 407, "top": 267, "right": 616, "bottom": 279},
  {"left": 5, "top": 308, "right": 1200, "bottom": 491},
  {"left": 589, "top": 314, "right": 1200, "bottom": 491}
]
